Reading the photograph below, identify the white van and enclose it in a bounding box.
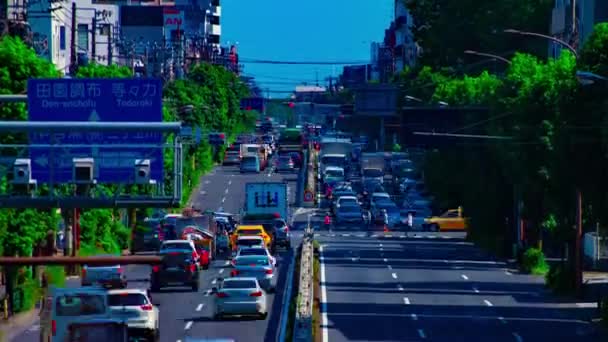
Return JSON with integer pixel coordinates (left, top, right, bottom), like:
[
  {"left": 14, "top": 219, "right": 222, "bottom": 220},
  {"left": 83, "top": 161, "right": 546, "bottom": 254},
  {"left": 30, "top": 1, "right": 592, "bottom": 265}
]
[{"left": 40, "top": 286, "right": 111, "bottom": 342}]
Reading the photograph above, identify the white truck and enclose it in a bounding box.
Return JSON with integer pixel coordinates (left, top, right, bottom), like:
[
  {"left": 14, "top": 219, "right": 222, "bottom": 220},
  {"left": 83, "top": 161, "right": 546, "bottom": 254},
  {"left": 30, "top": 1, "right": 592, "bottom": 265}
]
[
  {"left": 361, "top": 153, "right": 385, "bottom": 184},
  {"left": 319, "top": 137, "right": 352, "bottom": 178},
  {"left": 242, "top": 182, "right": 291, "bottom": 251}
]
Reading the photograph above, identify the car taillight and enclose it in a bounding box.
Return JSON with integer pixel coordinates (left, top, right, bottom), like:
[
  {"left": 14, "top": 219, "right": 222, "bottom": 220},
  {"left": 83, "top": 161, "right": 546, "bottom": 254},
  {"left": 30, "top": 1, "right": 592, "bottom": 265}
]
[
  {"left": 265, "top": 269, "right": 273, "bottom": 274},
  {"left": 81, "top": 268, "right": 86, "bottom": 278},
  {"left": 117, "top": 266, "right": 123, "bottom": 274},
  {"left": 52, "top": 319, "right": 56, "bottom": 335},
  {"left": 140, "top": 304, "right": 153, "bottom": 311},
  {"left": 152, "top": 265, "right": 160, "bottom": 272},
  {"left": 188, "top": 264, "right": 196, "bottom": 272},
  {"left": 250, "top": 291, "right": 263, "bottom": 297},
  {"left": 216, "top": 292, "right": 229, "bottom": 298},
  {"left": 231, "top": 269, "right": 239, "bottom": 277}
]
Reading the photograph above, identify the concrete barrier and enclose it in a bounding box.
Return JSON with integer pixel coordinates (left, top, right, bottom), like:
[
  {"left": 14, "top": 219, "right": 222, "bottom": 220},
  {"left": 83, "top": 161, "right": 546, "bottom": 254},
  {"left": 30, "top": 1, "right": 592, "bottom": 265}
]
[{"left": 292, "top": 227, "right": 314, "bottom": 342}]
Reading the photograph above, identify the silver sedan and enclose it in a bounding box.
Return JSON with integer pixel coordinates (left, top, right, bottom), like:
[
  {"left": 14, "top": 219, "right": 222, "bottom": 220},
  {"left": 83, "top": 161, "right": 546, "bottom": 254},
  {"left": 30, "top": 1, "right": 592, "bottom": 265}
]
[
  {"left": 230, "top": 255, "right": 276, "bottom": 292},
  {"left": 212, "top": 277, "right": 268, "bottom": 319}
]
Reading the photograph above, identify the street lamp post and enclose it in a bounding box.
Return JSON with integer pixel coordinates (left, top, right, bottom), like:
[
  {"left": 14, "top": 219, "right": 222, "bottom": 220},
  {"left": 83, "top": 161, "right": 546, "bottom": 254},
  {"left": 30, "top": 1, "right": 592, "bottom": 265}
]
[
  {"left": 503, "top": 28, "right": 578, "bottom": 58},
  {"left": 464, "top": 50, "right": 512, "bottom": 65}
]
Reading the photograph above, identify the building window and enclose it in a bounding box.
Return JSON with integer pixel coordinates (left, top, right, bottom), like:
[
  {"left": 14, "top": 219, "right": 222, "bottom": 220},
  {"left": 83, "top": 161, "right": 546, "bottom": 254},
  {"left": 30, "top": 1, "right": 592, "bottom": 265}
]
[
  {"left": 59, "top": 26, "right": 66, "bottom": 50},
  {"left": 210, "top": 15, "right": 220, "bottom": 25},
  {"left": 77, "top": 24, "right": 89, "bottom": 53}
]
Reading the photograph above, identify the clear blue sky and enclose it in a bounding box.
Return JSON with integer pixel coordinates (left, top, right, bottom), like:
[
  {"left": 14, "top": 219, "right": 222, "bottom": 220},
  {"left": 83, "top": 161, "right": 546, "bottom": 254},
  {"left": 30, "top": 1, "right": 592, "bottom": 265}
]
[{"left": 222, "top": 0, "right": 394, "bottom": 97}]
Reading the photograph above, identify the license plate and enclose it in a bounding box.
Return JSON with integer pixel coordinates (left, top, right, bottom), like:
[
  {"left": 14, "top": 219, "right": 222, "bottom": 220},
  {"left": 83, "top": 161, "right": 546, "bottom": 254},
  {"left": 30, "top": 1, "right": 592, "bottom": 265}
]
[{"left": 166, "top": 267, "right": 179, "bottom": 271}]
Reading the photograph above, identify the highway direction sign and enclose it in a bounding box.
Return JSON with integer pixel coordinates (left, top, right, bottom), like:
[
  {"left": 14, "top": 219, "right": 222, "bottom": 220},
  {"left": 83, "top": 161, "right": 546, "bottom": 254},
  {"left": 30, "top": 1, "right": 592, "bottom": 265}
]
[{"left": 27, "top": 78, "right": 164, "bottom": 183}]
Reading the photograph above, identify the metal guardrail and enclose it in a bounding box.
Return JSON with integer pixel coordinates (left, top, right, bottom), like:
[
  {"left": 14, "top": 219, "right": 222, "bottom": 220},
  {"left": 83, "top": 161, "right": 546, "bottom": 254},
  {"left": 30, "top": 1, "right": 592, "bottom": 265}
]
[{"left": 292, "top": 227, "right": 314, "bottom": 342}]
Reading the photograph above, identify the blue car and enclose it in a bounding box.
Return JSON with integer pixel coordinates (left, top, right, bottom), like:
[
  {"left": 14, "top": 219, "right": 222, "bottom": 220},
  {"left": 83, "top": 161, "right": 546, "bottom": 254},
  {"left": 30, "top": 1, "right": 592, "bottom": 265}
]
[{"left": 240, "top": 155, "right": 260, "bottom": 173}]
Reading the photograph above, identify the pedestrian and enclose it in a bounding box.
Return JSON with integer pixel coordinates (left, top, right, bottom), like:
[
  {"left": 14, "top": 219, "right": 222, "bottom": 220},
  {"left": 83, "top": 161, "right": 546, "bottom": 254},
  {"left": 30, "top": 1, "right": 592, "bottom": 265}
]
[{"left": 324, "top": 213, "right": 331, "bottom": 230}]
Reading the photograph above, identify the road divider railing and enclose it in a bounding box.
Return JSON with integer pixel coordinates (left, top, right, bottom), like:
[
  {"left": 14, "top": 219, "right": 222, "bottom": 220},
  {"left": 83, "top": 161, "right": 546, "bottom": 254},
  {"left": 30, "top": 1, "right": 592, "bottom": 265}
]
[
  {"left": 303, "top": 143, "right": 317, "bottom": 208},
  {"left": 292, "top": 227, "right": 314, "bottom": 342}
]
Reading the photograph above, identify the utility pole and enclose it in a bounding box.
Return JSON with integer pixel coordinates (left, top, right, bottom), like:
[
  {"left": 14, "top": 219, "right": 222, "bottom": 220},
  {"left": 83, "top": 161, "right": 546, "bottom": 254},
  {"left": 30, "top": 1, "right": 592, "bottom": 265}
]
[
  {"left": 69, "top": 2, "right": 77, "bottom": 74},
  {"left": 107, "top": 27, "right": 113, "bottom": 65},
  {"left": 575, "top": 189, "right": 583, "bottom": 296},
  {"left": 91, "top": 14, "right": 97, "bottom": 63}
]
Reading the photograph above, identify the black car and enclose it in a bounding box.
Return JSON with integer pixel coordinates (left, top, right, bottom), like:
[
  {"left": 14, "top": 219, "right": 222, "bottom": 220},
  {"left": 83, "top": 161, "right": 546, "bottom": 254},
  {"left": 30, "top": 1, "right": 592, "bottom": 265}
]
[
  {"left": 131, "top": 219, "right": 162, "bottom": 252},
  {"left": 150, "top": 248, "right": 200, "bottom": 292}
]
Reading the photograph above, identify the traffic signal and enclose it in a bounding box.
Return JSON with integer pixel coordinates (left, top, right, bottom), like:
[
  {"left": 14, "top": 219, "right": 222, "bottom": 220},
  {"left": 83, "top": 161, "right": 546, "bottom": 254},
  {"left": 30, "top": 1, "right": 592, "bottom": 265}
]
[{"left": 208, "top": 132, "right": 226, "bottom": 146}]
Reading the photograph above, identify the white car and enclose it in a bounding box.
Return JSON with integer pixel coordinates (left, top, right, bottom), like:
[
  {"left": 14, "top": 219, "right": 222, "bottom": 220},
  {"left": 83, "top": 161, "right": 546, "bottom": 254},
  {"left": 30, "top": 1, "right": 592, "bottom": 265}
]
[
  {"left": 107, "top": 289, "right": 159, "bottom": 341},
  {"left": 159, "top": 240, "right": 200, "bottom": 265},
  {"left": 233, "top": 247, "right": 276, "bottom": 267},
  {"left": 232, "top": 236, "right": 266, "bottom": 258}
]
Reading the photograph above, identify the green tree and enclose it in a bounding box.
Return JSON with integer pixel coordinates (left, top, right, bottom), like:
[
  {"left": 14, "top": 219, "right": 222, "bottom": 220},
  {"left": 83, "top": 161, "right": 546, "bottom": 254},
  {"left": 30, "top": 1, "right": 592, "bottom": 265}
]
[{"left": 75, "top": 64, "right": 132, "bottom": 78}]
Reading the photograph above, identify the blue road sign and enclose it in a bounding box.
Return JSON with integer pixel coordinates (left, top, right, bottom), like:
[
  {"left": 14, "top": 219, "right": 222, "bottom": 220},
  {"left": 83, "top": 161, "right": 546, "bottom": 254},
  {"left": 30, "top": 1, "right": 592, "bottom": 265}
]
[{"left": 27, "top": 78, "right": 164, "bottom": 183}]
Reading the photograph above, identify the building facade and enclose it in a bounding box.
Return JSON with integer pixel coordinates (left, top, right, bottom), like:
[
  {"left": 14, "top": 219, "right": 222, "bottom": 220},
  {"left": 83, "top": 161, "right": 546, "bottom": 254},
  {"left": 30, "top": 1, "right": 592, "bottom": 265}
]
[
  {"left": 27, "top": 0, "right": 119, "bottom": 74},
  {"left": 393, "top": 0, "right": 417, "bottom": 72},
  {"left": 549, "top": 0, "right": 608, "bottom": 58}
]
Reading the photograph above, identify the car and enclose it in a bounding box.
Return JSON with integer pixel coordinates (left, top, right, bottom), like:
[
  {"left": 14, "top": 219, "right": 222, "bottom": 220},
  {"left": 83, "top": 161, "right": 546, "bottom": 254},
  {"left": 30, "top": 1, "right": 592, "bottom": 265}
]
[
  {"left": 240, "top": 155, "right": 261, "bottom": 173},
  {"left": 159, "top": 240, "right": 200, "bottom": 266},
  {"left": 230, "top": 255, "right": 276, "bottom": 292},
  {"left": 333, "top": 195, "right": 359, "bottom": 213},
  {"left": 276, "top": 155, "right": 295, "bottom": 172},
  {"left": 370, "top": 192, "right": 391, "bottom": 206},
  {"left": 230, "top": 225, "right": 272, "bottom": 250},
  {"left": 212, "top": 277, "right": 268, "bottom": 320},
  {"left": 223, "top": 150, "right": 241, "bottom": 165},
  {"left": 335, "top": 205, "right": 366, "bottom": 225},
  {"left": 232, "top": 235, "right": 266, "bottom": 258},
  {"left": 150, "top": 248, "right": 200, "bottom": 292},
  {"left": 371, "top": 202, "right": 402, "bottom": 227},
  {"left": 81, "top": 258, "right": 127, "bottom": 289},
  {"left": 107, "top": 289, "right": 159, "bottom": 341},
  {"left": 323, "top": 166, "right": 345, "bottom": 185},
  {"left": 233, "top": 247, "right": 276, "bottom": 267},
  {"left": 289, "top": 152, "right": 303, "bottom": 168},
  {"left": 271, "top": 218, "right": 291, "bottom": 248}
]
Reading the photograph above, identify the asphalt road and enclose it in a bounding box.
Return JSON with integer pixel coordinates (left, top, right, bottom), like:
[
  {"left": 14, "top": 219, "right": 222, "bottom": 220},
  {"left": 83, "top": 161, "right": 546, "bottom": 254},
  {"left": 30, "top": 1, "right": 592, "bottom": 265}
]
[
  {"left": 315, "top": 225, "right": 603, "bottom": 342},
  {"left": 12, "top": 162, "right": 303, "bottom": 342}
]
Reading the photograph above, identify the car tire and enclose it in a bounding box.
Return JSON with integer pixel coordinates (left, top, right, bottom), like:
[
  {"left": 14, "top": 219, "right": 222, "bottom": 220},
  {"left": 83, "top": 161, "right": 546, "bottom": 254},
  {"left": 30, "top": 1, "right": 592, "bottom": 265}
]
[{"left": 192, "top": 282, "right": 200, "bottom": 292}]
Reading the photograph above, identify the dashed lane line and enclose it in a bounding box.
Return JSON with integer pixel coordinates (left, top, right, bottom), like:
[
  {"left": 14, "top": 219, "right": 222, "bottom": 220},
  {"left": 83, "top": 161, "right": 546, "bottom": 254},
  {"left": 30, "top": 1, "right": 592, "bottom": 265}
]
[
  {"left": 403, "top": 297, "right": 410, "bottom": 305},
  {"left": 411, "top": 313, "right": 418, "bottom": 320},
  {"left": 512, "top": 332, "right": 523, "bottom": 342},
  {"left": 397, "top": 284, "right": 404, "bottom": 291},
  {"left": 196, "top": 303, "right": 204, "bottom": 311},
  {"left": 484, "top": 299, "right": 493, "bottom": 307},
  {"left": 184, "top": 321, "right": 193, "bottom": 330},
  {"left": 219, "top": 269, "right": 224, "bottom": 274},
  {"left": 461, "top": 274, "right": 469, "bottom": 280},
  {"left": 383, "top": 258, "right": 388, "bottom": 262},
  {"left": 418, "top": 329, "right": 426, "bottom": 339},
  {"left": 473, "top": 287, "right": 480, "bottom": 293},
  {"left": 498, "top": 316, "right": 507, "bottom": 324},
  {"left": 391, "top": 273, "right": 398, "bottom": 279}
]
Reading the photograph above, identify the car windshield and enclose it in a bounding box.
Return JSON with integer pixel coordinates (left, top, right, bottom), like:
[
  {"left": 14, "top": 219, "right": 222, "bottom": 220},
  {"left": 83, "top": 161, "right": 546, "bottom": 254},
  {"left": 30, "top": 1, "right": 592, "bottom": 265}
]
[
  {"left": 236, "top": 257, "right": 269, "bottom": 266},
  {"left": 237, "top": 239, "right": 263, "bottom": 247},
  {"left": 363, "top": 169, "right": 383, "bottom": 177},
  {"left": 242, "top": 157, "right": 257, "bottom": 164},
  {"left": 222, "top": 280, "right": 257, "bottom": 289},
  {"left": 108, "top": 293, "right": 148, "bottom": 306},
  {"left": 55, "top": 293, "right": 106, "bottom": 316},
  {"left": 325, "top": 169, "right": 344, "bottom": 177},
  {"left": 239, "top": 248, "right": 266, "bottom": 256},
  {"left": 239, "top": 229, "right": 262, "bottom": 235},
  {"left": 322, "top": 156, "right": 344, "bottom": 166},
  {"left": 161, "top": 242, "right": 190, "bottom": 250},
  {"left": 339, "top": 205, "right": 360, "bottom": 213}
]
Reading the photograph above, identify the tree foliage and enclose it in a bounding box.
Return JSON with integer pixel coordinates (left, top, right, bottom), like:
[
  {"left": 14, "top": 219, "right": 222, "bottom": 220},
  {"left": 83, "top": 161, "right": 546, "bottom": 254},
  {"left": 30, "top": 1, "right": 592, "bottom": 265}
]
[
  {"left": 404, "top": 0, "right": 553, "bottom": 69},
  {"left": 412, "top": 23, "right": 608, "bottom": 258},
  {"left": 75, "top": 64, "right": 132, "bottom": 78}
]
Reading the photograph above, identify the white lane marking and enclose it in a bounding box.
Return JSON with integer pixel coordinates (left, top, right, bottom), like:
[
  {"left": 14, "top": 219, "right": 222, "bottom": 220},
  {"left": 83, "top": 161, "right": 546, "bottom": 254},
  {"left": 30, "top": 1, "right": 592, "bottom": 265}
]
[
  {"left": 380, "top": 247, "right": 384, "bottom": 251},
  {"left": 385, "top": 234, "right": 393, "bottom": 237},
  {"left": 383, "top": 258, "right": 388, "bottom": 262},
  {"left": 397, "top": 284, "right": 404, "bottom": 291},
  {"left": 505, "top": 270, "right": 512, "bottom": 275},
  {"left": 379, "top": 243, "right": 383, "bottom": 247},
  {"left": 219, "top": 269, "right": 224, "bottom": 274},
  {"left": 484, "top": 299, "right": 493, "bottom": 307},
  {"left": 498, "top": 316, "right": 507, "bottom": 324},
  {"left": 512, "top": 332, "right": 523, "bottom": 342},
  {"left": 391, "top": 273, "right": 398, "bottom": 279},
  {"left": 224, "top": 189, "right": 229, "bottom": 194},
  {"left": 387, "top": 265, "right": 392, "bottom": 270},
  {"left": 204, "top": 180, "right": 210, "bottom": 184},
  {"left": 228, "top": 180, "right": 232, "bottom": 185},
  {"left": 461, "top": 274, "right": 469, "bottom": 280},
  {"left": 177, "top": 340, "right": 182, "bottom": 342},
  {"left": 411, "top": 313, "right": 418, "bottom": 320},
  {"left": 403, "top": 297, "right": 410, "bottom": 305},
  {"left": 428, "top": 235, "right": 436, "bottom": 239},
  {"left": 267, "top": 173, "right": 271, "bottom": 177},
  {"left": 473, "top": 287, "right": 480, "bottom": 293},
  {"left": 442, "top": 235, "right": 451, "bottom": 239},
  {"left": 221, "top": 197, "right": 226, "bottom": 203},
  {"left": 320, "top": 245, "right": 329, "bottom": 342},
  {"left": 342, "top": 234, "right": 350, "bottom": 237},
  {"left": 200, "top": 190, "right": 206, "bottom": 195},
  {"left": 224, "top": 260, "right": 230, "bottom": 266},
  {"left": 196, "top": 303, "right": 204, "bottom": 311},
  {"left": 205, "top": 290, "right": 211, "bottom": 296},
  {"left": 351, "top": 257, "right": 356, "bottom": 262},
  {"left": 418, "top": 329, "right": 426, "bottom": 339},
  {"left": 211, "top": 279, "right": 217, "bottom": 285},
  {"left": 184, "top": 321, "right": 193, "bottom": 330}
]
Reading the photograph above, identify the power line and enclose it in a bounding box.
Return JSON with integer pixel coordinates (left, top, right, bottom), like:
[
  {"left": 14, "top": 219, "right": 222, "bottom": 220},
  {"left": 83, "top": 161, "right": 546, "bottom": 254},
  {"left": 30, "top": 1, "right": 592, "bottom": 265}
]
[{"left": 238, "top": 58, "right": 368, "bottom": 65}]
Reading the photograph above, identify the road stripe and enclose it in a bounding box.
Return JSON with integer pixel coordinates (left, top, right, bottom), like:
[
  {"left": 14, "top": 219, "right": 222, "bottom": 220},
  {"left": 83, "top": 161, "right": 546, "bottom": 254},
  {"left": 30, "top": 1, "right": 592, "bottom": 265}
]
[
  {"left": 498, "top": 316, "right": 507, "bottom": 324},
  {"left": 383, "top": 258, "right": 388, "bottom": 262},
  {"left": 387, "top": 265, "right": 392, "bottom": 270},
  {"left": 512, "top": 332, "right": 523, "bottom": 342},
  {"left": 184, "top": 321, "right": 193, "bottom": 330},
  {"left": 461, "top": 274, "right": 469, "bottom": 280},
  {"left": 473, "top": 287, "right": 480, "bottom": 293},
  {"left": 219, "top": 269, "right": 224, "bottom": 274},
  {"left": 505, "top": 270, "right": 512, "bottom": 275},
  {"left": 403, "top": 297, "right": 410, "bottom": 305},
  {"left": 320, "top": 245, "right": 329, "bottom": 342},
  {"left": 211, "top": 279, "right": 217, "bottom": 285},
  {"left": 484, "top": 299, "right": 493, "bottom": 307},
  {"left": 411, "top": 313, "right": 418, "bottom": 320},
  {"left": 196, "top": 303, "right": 204, "bottom": 311},
  {"left": 391, "top": 273, "right": 398, "bottom": 279},
  {"left": 397, "top": 284, "right": 404, "bottom": 291}
]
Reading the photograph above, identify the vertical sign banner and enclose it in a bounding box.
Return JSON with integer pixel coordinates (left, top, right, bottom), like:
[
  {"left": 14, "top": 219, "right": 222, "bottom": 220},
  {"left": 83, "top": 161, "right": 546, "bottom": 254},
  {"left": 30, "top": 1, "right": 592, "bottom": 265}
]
[
  {"left": 163, "top": 7, "right": 184, "bottom": 41},
  {"left": 27, "top": 78, "right": 164, "bottom": 183}
]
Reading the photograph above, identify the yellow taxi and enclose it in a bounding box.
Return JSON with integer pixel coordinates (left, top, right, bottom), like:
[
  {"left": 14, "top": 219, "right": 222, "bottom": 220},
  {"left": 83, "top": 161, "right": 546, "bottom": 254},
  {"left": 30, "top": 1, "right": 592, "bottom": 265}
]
[
  {"left": 422, "top": 207, "right": 468, "bottom": 232},
  {"left": 230, "top": 225, "right": 271, "bottom": 249}
]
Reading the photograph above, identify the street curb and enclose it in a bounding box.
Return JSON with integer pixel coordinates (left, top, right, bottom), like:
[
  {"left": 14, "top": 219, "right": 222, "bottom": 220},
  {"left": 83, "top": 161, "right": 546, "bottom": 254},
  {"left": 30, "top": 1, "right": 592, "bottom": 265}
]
[
  {"left": 277, "top": 247, "right": 297, "bottom": 342},
  {"left": 0, "top": 306, "right": 39, "bottom": 342}
]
